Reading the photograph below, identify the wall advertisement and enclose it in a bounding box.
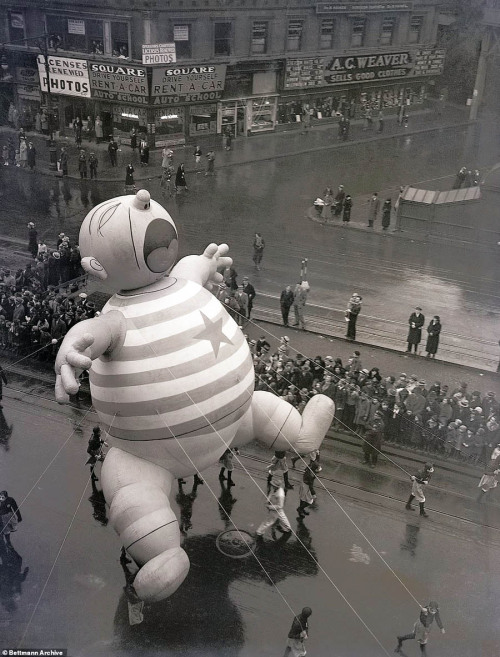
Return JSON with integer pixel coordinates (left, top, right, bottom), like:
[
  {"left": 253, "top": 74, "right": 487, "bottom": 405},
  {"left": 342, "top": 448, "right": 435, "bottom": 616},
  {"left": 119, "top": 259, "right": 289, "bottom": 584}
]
[
  {"left": 37, "top": 55, "right": 90, "bottom": 98},
  {"left": 89, "top": 62, "right": 149, "bottom": 105},
  {"left": 151, "top": 64, "right": 227, "bottom": 104}
]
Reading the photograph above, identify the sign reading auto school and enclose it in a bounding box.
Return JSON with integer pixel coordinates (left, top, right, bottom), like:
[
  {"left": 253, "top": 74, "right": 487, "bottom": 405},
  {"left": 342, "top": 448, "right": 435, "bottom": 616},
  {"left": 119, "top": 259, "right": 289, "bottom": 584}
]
[
  {"left": 323, "top": 52, "right": 413, "bottom": 84},
  {"left": 37, "top": 55, "right": 90, "bottom": 98},
  {"left": 151, "top": 65, "right": 227, "bottom": 104},
  {"left": 89, "top": 62, "right": 149, "bottom": 105}
]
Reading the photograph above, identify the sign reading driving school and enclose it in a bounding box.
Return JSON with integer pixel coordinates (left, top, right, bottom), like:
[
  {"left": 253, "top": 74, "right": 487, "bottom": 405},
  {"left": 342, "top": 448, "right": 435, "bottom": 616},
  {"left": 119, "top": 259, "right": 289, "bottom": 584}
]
[
  {"left": 151, "top": 65, "right": 227, "bottom": 104},
  {"left": 89, "top": 62, "right": 149, "bottom": 105},
  {"left": 37, "top": 55, "right": 90, "bottom": 98}
]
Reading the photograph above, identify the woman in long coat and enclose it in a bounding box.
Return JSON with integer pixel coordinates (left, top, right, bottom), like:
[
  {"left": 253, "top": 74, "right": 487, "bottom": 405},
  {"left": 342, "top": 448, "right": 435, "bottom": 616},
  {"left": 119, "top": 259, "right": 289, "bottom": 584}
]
[
  {"left": 125, "top": 163, "right": 135, "bottom": 188},
  {"left": 19, "top": 138, "right": 27, "bottom": 168},
  {"left": 175, "top": 164, "right": 188, "bottom": 192},
  {"left": 94, "top": 116, "right": 103, "bottom": 143},
  {"left": 425, "top": 315, "right": 441, "bottom": 358},
  {"left": 381, "top": 198, "right": 392, "bottom": 230}
]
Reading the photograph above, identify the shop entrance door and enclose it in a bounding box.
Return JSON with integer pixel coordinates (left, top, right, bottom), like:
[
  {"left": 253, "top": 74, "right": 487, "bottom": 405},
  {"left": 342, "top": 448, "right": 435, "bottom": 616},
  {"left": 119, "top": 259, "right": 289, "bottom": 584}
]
[
  {"left": 101, "top": 112, "right": 113, "bottom": 141},
  {"left": 236, "top": 106, "right": 246, "bottom": 136}
]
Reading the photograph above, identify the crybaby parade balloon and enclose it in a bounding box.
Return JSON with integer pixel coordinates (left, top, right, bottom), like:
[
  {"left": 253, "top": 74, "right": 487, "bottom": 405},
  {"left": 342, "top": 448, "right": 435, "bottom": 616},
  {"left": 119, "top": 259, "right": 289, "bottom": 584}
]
[{"left": 55, "top": 190, "right": 334, "bottom": 602}]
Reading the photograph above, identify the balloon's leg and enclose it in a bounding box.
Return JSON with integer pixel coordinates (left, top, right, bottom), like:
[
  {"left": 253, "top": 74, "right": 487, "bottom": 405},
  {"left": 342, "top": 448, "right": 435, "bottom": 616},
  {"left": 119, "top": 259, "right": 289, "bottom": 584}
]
[
  {"left": 233, "top": 391, "right": 334, "bottom": 453},
  {"left": 101, "top": 448, "right": 190, "bottom": 602}
]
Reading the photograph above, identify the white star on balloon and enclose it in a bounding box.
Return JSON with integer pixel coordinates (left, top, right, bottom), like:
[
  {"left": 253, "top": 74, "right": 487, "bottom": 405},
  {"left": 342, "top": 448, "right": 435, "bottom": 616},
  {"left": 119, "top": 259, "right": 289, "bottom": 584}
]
[{"left": 193, "top": 312, "right": 233, "bottom": 357}]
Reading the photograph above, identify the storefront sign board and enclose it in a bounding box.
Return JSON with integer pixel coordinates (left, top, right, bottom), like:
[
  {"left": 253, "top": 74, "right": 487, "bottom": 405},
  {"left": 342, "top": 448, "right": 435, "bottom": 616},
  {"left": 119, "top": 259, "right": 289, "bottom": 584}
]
[
  {"left": 323, "top": 52, "right": 413, "bottom": 85},
  {"left": 316, "top": 2, "right": 412, "bottom": 12},
  {"left": 37, "top": 55, "right": 90, "bottom": 98},
  {"left": 89, "top": 62, "right": 149, "bottom": 105},
  {"left": 411, "top": 49, "right": 445, "bottom": 76},
  {"left": 142, "top": 43, "right": 176, "bottom": 65},
  {"left": 284, "top": 58, "right": 325, "bottom": 89},
  {"left": 151, "top": 64, "right": 227, "bottom": 104}
]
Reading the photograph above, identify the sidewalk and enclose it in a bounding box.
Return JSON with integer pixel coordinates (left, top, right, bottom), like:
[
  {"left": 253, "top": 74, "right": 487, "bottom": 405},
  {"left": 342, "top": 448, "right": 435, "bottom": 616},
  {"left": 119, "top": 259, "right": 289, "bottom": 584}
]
[{"left": 0, "top": 101, "right": 471, "bottom": 182}]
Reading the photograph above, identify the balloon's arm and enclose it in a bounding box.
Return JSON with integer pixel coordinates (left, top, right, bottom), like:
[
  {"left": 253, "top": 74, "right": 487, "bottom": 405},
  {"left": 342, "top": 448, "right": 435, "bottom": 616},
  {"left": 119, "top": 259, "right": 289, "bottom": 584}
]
[
  {"left": 55, "top": 311, "right": 125, "bottom": 403},
  {"left": 171, "top": 243, "right": 232, "bottom": 291}
]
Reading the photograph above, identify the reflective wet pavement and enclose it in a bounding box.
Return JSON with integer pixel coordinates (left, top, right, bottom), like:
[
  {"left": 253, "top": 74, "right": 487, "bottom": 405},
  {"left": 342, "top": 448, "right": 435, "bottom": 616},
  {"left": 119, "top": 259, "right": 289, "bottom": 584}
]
[
  {"left": 1, "top": 121, "right": 499, "bottom": 368},
  {"left": 1, "top": 391, "right": 499, "bottom": 656}
]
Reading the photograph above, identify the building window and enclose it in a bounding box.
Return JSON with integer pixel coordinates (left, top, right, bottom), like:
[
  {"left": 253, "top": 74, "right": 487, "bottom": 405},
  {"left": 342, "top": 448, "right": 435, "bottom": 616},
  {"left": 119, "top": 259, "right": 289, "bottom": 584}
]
[
  {"left": 351, "top": 17, "right": 366, "bottom": 47},
  {"left": 8, "top": 10, "right": 26, "bottom": 43},
  {"left": 409, "top": 16, "right": 423, "bottom": 44},
  {"left": 45, "top": 15, "right": 129, "bottom": 57},
  {"left": 111, "top": 22, "right": 129, "bottom": 58},
  {"left": 380, "top": 17, "right": 395, "bottom": 46},
  {"left": 251, "top": 21, "right": 268, "bottom": 54},
  {"left": 320, "top": 19, "right": 335, "bottom": 50},
  {"left": 214, "top": 22, "right": 232, "bottom": 56},
  {"left": 287, "top": 20, "right": 304, "bottom": 52},
  {"left": 174, "top": 25, "right": 191, "bottom": 59}
]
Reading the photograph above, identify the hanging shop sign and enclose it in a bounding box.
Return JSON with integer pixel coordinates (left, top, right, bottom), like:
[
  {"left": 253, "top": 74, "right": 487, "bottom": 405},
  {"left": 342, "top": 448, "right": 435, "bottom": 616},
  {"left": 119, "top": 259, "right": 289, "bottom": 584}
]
[
  {"left": 316, "top": 2, "right": 412, "bottom": 12},
  {"left": 89, "top": 62, "right": 149, "bottom": 105},
  {"left": 142, "top": 43, "right": 176, "bottom": 65},
  {"left": 37, "top": 55, "right": 90, "bottom": 98},
  {"left": 411, "top": 49, "right": 445, "bottom": 76},
  {"left": 151, "top": 64, "right": 227, "bottom": 104},
  {"left": 15, "top": 67, "right": 40, "bottom": 99}
]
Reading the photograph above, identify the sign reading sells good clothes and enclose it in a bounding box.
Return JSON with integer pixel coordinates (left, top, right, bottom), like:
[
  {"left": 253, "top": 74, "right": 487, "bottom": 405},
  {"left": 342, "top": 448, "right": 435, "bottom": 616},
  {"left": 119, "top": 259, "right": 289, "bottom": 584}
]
[
  {"left": 283, "top": 49, "right": 446, "bottom": 87},
  {"left": 89, "top": 62, "right": 149, "bottom": 105},
  {"left": 37, "top": 55, "right": 90, "bottom": 98},
  {"left": 151, "top": 65, "right": 227, "bottom": 104}
]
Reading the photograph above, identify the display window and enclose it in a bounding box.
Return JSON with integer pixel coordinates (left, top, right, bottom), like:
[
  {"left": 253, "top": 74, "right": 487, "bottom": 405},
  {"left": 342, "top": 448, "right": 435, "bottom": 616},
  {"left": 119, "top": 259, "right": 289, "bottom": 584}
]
[
  {"left": 220, "top": 100, "right": 247, "bottom": 137},
  {"left": 249, "top": 96, "right": 277, "bottom": 133},
  {"left": 154, "top": 108, "right": 185, "bottom": 146},
  {"left": 189, "top": 104, "right": 217, "bottom": 137}
]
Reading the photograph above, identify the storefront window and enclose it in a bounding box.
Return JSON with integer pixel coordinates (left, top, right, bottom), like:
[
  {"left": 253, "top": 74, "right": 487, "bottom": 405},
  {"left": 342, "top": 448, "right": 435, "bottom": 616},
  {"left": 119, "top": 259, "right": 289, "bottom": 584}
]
[
  {"left": 111, "top": 22, "right": 129, "bottom": 58},
  {"left": 351, "top": 17, "right": 366, "bottom": 47},
  {"left": 320, "top": 19, "right": 335, "bottom": 50},
  {"left": 154, "top": 108, "right": 185, "bottom": 143},
  {"left": 287, "top": 20, "right": 304, "bottom": 52},
  {"left": 250, "top": 96, "right": 276, "bottom": 133},
  {"left": 214, "top": 23, "right": 232, "bottom": 56},
  {"left": 112, "top": 106, "right": 147, "bottom": 141},
  {"left": 174, "top": 25, "right": 192, "bottom": 59},
  {"left": 380, "top": 17, "right": 395, "bottom": 46},
  {"left": 189, "top": 104, "right": 217, "bottom": 137},
  {"left": 252, "top": 22, "right": 268, "bottom": 55},
  {"left": 8, "top": 10, "right": 26, "bottom": 43},
  {"left": 409, "top": 16, "right": 423, "bottom": 44}
]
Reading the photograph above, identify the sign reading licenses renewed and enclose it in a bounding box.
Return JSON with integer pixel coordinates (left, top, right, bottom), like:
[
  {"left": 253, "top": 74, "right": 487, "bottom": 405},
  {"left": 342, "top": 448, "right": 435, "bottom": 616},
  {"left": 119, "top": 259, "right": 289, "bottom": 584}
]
[
  {"left": 37, "top": 55, "right": 90, "bottom": 98},
  {"left": 89, "top": 62, "right": 149, "bottom": 105},
  {"left": 151, "top": 65, "right": 227, "bottom": 104},
  {"left": 142, "top": 43, "right": 176, "bottom": 65}
]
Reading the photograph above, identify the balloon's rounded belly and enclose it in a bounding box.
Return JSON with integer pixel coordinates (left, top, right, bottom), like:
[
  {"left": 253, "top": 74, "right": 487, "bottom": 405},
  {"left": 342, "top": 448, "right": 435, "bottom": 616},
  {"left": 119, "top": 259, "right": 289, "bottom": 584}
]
[{"left": 89, "top": 277, "right": 254, "bottom": 470}]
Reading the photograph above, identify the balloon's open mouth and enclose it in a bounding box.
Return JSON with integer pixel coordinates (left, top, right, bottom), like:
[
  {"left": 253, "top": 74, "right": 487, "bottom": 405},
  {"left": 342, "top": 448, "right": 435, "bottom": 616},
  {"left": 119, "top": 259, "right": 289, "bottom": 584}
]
[{"left": 143, "top": 219, "right": 178, "bottom": 273}]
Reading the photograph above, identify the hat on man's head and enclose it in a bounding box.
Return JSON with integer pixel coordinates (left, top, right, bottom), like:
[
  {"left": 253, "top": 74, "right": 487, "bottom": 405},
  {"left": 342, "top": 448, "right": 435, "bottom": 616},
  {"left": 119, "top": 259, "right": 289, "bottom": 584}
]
[
  {"left": 79, "top": 293, "right": 87, "bottom": 299},
  {"left": 459, "top": 399, "right": 469, "bottom": 408},
  {"left": 52, "top": 252, "right": 60, "bottom": 259},
  {"left": 28, "top": 222, "right": 35, "bottom": 228}
]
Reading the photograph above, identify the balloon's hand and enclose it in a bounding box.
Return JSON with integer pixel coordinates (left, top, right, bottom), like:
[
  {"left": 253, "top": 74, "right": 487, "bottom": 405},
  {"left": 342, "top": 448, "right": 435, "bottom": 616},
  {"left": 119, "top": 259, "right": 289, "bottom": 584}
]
[
  {"left": 55, "top": 333, "right": 94, "bottom": 403},
  {"left": 201, "top": 243, "right": 232, "bottom": 290}
]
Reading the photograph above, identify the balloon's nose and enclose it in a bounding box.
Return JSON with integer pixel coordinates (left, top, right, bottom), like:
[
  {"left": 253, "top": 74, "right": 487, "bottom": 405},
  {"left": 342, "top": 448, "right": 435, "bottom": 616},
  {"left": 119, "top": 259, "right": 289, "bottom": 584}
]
[{"left": 133, "top": 189, "right": 151, "bottom": 210}]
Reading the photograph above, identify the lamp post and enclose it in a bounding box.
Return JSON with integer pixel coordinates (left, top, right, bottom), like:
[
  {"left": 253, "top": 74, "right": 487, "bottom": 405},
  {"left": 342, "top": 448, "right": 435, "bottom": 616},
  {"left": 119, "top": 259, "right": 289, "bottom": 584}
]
[{"left": 38, "top": 35, "right": 57, "bottom": 171}]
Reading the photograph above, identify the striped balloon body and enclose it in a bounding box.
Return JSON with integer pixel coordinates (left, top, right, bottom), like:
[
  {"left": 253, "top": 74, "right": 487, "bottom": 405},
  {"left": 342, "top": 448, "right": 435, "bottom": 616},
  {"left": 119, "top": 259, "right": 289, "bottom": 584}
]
[{"left": 89, "top": 276, "right": 254, "bottom": 476}]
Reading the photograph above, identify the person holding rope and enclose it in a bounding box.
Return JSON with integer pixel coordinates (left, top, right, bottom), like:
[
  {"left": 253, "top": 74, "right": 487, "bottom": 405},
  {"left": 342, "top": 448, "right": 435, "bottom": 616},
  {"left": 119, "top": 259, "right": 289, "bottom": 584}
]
[
  {"left": 405, "top": 463, "right": 434, "bottom": 517},
  {"left": 86, "top": 426, "right": 107, "bottom": 482},
  {"left": 283, "top": 607, "right": 312, "bottom": 657},
  {"left": 256, "top": 474, "right": 292, "bottom": 541},
  {"left": 395, "top": 601, "right": 445, "bottom": 655}
]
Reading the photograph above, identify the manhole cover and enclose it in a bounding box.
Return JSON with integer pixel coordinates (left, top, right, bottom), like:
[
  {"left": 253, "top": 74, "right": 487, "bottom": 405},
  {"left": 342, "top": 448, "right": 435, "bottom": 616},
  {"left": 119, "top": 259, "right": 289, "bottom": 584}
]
[{"left": 216, "top": 529, "right": 256, "bottom": 559}]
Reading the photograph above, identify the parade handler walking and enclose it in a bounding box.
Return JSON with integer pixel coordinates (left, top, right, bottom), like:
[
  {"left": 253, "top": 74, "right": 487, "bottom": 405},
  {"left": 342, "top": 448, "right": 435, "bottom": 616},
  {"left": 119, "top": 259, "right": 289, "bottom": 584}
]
[
  {"left": 256, "top": 475, "right": 291, "bottom": 539},
  {"left": 405, "top": 463, "right": 434, "bottom": 517},
  {"left": 283, "top": 607, "right": 312, "bottom": 657},
  {"left": 395, "top": 601, "right": 445, "bottom": 655}
]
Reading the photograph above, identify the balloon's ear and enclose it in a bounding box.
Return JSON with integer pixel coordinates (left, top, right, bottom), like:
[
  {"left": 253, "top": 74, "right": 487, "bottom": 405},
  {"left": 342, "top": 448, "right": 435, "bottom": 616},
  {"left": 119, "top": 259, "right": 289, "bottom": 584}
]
[{"left": 81, "top": 257, "right": 108, "bottom": 280}]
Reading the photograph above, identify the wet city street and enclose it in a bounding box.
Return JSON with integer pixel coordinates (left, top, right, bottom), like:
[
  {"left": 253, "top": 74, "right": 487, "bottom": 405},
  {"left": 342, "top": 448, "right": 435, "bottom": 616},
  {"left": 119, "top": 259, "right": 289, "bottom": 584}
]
[
  {"left": 1, "top": 121, "right": 499, "bottom": 368},
  {"left": 1, "top": 116, "right": 500, "bottom": 657},
  {"left": 1, "top": 389, "right": 500, "bottom": 657}
]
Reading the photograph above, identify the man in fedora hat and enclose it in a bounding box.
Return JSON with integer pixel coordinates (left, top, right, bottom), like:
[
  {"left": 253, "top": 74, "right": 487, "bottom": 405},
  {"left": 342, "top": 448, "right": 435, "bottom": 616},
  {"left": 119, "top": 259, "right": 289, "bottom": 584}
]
[{"left": 406, "top": 307, "right": 425, "bottom": 354}]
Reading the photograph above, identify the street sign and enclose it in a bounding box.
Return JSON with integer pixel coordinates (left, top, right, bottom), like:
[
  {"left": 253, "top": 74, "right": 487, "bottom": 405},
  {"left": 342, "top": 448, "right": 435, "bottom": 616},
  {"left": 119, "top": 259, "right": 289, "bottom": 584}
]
[{"left": 142, "top": 43, "right": 176, "bottom": 65}]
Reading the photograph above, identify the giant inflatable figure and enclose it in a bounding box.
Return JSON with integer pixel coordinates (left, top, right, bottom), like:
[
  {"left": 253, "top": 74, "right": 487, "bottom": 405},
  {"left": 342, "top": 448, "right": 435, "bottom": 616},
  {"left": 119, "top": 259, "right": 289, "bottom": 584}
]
[{"left": 55, "top": 190, "right": 334, "bottom": 602}]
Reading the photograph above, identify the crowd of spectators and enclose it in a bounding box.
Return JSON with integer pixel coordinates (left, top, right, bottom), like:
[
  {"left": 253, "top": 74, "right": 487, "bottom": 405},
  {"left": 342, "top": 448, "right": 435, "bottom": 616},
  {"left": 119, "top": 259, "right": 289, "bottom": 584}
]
[
  {"left": 248, "top": 335, "right": 500, "bottom": 467},
  {"left": 0, "top": 229, "right": 89, "bottom": 360}
]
